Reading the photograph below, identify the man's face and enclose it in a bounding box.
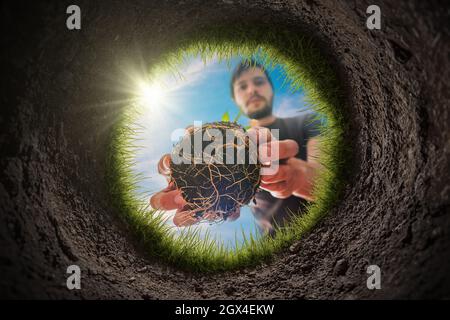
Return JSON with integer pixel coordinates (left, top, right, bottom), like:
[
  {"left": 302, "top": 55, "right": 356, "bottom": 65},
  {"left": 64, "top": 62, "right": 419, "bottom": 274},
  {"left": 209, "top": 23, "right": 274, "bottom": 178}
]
[{"left": 233, "top": 67, "right": 274, "bottom": 119}]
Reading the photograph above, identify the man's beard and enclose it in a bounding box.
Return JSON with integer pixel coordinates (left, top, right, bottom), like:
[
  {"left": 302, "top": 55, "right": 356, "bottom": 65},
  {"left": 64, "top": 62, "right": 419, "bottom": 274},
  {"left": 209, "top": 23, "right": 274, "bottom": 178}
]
[{"left": 247, "top": 99, "right": 273, "bottom": 120}]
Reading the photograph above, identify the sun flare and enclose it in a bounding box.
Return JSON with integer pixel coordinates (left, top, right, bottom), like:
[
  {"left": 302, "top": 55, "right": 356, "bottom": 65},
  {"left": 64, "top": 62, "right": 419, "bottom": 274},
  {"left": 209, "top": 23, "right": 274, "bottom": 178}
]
[{"left": 138, "top": 82, "right": 166, "bottom": 108}]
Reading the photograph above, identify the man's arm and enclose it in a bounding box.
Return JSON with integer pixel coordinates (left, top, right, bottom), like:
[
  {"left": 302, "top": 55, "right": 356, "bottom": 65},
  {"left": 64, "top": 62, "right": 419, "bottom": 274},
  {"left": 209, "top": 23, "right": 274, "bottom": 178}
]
[
  {"left": 291, "top": 137, "right": 323, "bottom": 201},
  {"left": 307, "top": 137, "right": 321, "bottom": 165}
]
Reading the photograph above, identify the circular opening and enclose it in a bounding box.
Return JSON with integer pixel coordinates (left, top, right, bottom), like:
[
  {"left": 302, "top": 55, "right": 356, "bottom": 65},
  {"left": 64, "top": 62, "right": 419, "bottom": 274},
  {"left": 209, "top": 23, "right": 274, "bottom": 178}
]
[
  {"left": 130, "top": 52, "right": 329, "bottom": 248},
  {"left": 107, "top": 25, "right": 349, "bottom": 272}
]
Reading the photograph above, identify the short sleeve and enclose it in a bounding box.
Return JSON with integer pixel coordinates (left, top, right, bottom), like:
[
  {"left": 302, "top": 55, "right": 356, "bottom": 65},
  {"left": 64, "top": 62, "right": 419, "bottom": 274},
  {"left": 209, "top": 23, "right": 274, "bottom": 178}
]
[{"left": 302, "top": 112, "right": 323, "bottom": 140}]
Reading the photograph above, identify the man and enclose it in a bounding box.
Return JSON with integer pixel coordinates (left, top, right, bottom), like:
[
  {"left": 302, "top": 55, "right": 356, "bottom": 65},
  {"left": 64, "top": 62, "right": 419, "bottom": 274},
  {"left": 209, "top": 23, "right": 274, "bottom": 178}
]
[
  {"left": 150, "top": 59, "right": 323, "bottom": 233},
  {"left": 228, "top": 59, "right": 323, "bottom": 234}
]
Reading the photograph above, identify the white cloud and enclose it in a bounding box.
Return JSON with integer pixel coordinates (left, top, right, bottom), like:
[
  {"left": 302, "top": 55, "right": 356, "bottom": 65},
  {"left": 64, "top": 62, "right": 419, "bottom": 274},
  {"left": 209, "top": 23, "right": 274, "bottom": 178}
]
[
  {"left": 162, "top": 55, "right": 224, "bottom": 92},
  {"left": 274, "top": 92, "right": 313, "bottom": 118}
]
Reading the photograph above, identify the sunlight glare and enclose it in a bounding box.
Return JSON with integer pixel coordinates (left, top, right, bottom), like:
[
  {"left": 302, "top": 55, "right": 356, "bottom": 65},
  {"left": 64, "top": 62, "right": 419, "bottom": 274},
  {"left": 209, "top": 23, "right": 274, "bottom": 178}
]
[{"left": 138, "top": 82, "right": 166, "bottom": 108}]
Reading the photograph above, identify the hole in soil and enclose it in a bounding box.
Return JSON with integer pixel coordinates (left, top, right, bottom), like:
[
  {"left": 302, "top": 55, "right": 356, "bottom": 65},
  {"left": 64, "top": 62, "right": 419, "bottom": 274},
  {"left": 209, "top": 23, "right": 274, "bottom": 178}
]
[
  {"left": 129, "top": 52, "right": 328, "bottom": 249},
  {"left": 107, "top": 27, "right": 348, "bottom": 272}
]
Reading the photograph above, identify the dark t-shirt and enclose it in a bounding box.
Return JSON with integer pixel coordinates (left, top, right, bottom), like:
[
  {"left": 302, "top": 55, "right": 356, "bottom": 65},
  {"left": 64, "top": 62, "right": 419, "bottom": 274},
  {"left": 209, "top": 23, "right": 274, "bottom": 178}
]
[{"left": 250, "top": 112, "right": 322, "bottom": 235}]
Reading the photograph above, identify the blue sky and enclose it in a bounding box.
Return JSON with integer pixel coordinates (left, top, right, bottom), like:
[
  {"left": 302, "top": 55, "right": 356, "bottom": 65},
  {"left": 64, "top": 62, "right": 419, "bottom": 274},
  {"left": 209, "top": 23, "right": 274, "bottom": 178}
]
[{"left": 130, "top": 53, "right": 315, "bottom": 248}]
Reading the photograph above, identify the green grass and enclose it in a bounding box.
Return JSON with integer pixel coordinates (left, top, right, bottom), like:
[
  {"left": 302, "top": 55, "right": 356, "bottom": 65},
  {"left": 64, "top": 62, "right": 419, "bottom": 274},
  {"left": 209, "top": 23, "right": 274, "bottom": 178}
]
[{"left": 106, "top": 24, "right": 350, "bottom": 272}]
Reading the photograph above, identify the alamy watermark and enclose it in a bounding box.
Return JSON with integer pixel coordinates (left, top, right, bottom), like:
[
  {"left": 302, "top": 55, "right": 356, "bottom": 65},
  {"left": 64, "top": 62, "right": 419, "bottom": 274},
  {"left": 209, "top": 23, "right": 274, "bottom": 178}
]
[
  {"left": 66, "top": 265, "right": 81, "bottom": 290},
  {"left": 366, "top": 264, "right": 381, "bottom": 290},
  {"left": 366, "top": 5, "right": 381, "bottom": 30},
  {"left": 66, "top": 5, "right": 81, "bottom": 30},
  {"left": 66, "top": 4, "right": 380, "bottom": 31}
]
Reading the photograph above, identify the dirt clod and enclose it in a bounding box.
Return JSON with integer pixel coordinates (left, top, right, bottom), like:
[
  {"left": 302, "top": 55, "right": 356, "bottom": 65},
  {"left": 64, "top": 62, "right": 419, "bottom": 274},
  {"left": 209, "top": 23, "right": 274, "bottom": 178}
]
[{"left": 170, "top": 122, "right": 260, "bottom": 222}]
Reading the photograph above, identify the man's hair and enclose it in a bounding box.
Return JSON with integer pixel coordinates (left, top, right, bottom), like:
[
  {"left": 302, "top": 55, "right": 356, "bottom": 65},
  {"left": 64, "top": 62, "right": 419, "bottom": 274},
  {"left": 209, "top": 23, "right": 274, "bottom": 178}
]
[{"left": 230, "top": 59, "right": 273, "bottom": 100}]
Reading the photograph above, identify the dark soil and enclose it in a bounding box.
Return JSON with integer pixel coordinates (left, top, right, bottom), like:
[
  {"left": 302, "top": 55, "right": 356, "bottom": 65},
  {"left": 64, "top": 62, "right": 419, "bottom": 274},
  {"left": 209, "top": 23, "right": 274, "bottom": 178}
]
[{"left": 1, "top": 0, "right": 449, "bottom": 299}]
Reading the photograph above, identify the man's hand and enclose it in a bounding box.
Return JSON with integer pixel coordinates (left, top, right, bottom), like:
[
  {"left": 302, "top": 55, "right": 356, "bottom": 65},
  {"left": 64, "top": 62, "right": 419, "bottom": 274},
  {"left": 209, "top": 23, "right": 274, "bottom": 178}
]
[
  {"left": 149, "top": 154, "right": 199, "bottom": 227},
  {"left": 149, "top": 154, "right": 187, "bottom": 211},
  {"left": 248, "top": 126, "right": 322, "bottom": 202},
  {"left": 259, "top": 156, "right": 321, "bottom": 201},
  {"left": 149, "top": 154, "right": 241, "bottom": 226}
]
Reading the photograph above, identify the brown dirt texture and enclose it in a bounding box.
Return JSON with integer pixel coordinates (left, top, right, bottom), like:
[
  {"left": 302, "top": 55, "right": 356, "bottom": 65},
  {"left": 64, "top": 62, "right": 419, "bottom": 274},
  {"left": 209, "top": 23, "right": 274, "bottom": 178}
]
[{"left": 1, "top": 0, "right": 449, "bottom": 299}]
